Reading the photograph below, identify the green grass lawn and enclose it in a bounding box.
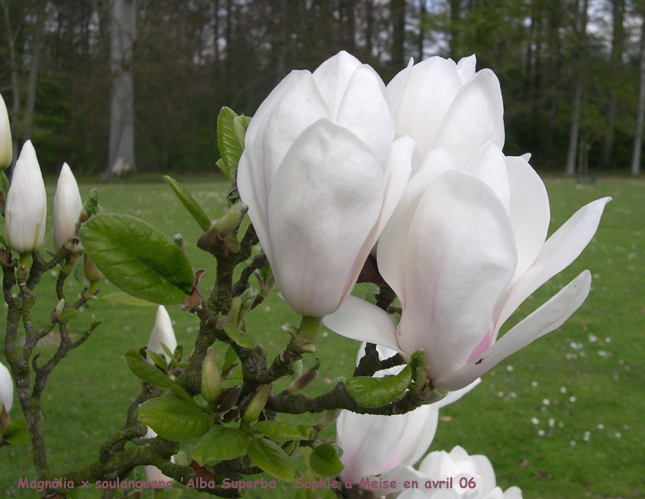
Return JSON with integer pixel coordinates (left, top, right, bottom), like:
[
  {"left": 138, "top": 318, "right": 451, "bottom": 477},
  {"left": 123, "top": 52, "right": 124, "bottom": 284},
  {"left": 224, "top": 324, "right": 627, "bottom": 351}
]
[{"left": 1, "top": 175, "right": 644, "bottom": 499}]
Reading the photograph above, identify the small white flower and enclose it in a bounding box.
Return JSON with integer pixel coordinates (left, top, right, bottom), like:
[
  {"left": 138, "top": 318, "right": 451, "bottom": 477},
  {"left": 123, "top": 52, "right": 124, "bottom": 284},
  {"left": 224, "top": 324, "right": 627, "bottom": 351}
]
[
  {"left": 53, "top": 163, "right": 83, "bottom": 252},
  {"left": 531, "top": 417, "right": 539, "bottom": 425},
  {"left": 542, "top": 398, "right": 550, "bottom": 406}
]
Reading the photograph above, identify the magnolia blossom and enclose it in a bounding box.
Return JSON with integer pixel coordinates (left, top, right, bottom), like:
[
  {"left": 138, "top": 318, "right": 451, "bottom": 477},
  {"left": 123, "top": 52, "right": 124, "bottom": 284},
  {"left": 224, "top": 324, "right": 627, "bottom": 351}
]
[
  {"left": 381, "top": 446, "right": 522, "bottom": 499},
  {"left": 5, "top": 141, "right": 47, "bottom": 255},
  {"left": 0, "top": 362, "right": 13, "bottom": 413},
  {"left": 337, "top": 345, "right": 480, "bottom": 485},
  {"left": 0, "top": 93, "right": 12, "bottom": 169},
  {"left": 238, "top": 51, "right": 414, "bottom": 317},
  {"left": 53, "top": 163, "right": 83, "bottom": 252},
  {"left": 146, "top": 306, "right": 177, "bottom": 365},
  {"left": 323, "top": 56, "right": 610, "bottom": 390}
]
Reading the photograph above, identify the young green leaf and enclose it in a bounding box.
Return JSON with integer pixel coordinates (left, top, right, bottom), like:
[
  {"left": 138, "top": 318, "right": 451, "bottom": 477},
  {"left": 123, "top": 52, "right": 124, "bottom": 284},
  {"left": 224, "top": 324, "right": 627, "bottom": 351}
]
[
  {"left": 345, "top": 365, "right": 411, "bottom": 408},
  {"left": 163, "top": 176, "right": 211, "bottom": 232},
  {"left": 138, "top": 396, "right": 211, "bottom": 441},
  {"left": 253, "top": 421, "right": 314, "bottom": 442},
  {"left": 232, "top": 115, "right": 252, "bottom": 150},
  {"left": 190, "top": 426, "right": 250, "bottom": 465},
  {"left": 58, "top": 309, "right": 79, "bottom": 321},
  {"left": 309, "top": 443, "right": 345, "bottom": 476},
  {"left": 247, "top": 438, "right": 295, "bottom": 481},
  {"left": 3, "top": 417, "right": 30, "bottom": 445},
  {"left": 98, "top": 292, "right": 157, "bottom": 307},
  {"left": 217, "top": 107, "right": 243, "bottom": 180},
  {"left": 79, "top": 214, "right": 194, "bottom": 305},
  {"left": 223, "top": 323, "right": 258, "bottom": 349}
]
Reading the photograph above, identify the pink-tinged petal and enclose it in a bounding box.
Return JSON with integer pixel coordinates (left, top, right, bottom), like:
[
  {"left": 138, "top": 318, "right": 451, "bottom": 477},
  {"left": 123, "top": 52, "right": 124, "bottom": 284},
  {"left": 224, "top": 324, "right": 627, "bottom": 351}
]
[
  {"left": 336, "top": 410, "right": 408, "bottom": 483},
  {"left": 312, "top": 51, "right": 363, "bottom": 119},
  {"left": 504, "top": 155, "right": 550, "bottom": 284},
  {"left": 434, "top": 69, "right": 505, "bottom": 170},
  {"left": 434, "top": 271, "right": 591, "bottom": 391},
  {"left": 494, "top": 197, "right": 610, "bottom": 329},
  {"left": 267, "top": 119, "right": 385, "bottom": 317},
  {"left": 465, "top": 142, "right": 511, "bottom": 213},
  {"left": 456, "top": 54, "right": 477, "bottom": 84},
  {"left": 377, "top": 148, "right": 455, "bottom": 303},
  {"left": 322, "top": 295, "right": 400, "bottom": 352},
  {"left": 338, "top": 65, "right": 393, "bottom": 173},
  {"left": 398, "top": 170, "right": 517, "bottom": 381},
  {"left": 391, "top": 57, "right": 463, "bottom": 155}
]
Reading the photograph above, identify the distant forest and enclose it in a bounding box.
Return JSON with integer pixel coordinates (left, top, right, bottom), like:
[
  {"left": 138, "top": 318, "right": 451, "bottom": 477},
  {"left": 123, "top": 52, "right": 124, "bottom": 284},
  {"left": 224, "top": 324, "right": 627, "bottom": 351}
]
[{"left": 1, "top": 0, "right": 644, "bottom": 176}]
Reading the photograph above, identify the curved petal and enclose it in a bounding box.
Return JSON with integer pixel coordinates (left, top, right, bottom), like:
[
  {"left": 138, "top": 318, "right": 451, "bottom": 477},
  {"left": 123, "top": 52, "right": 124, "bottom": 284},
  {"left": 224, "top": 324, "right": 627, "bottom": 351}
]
[
  {"left": 494, "top": 197, "right": 610, "bottom": 330},
  {"left": 338, "top": 64, "right": 393, "bottom": 173},
  {"left": 387, "top": 57, "right": 415, "bottom": 120},
  {"left": 377, "top": 148, "right": 455, "bottom": 303},
  {"left": 0, "top": 362, "right": 13, "bottom": 413},
  {"left": 391, "top": 57, "right": 463, "bottom": 155},
  {"left": 337, "top": 410, "right": 408, "bottom": 483},
  {"left": 465, "top": 142, "right": 510, "bottom": 214},
  {"left": 398, "top": 170, "right": 517, "bottom": 381},
  {"left": 322, "top": 295, "right": 400, "bottom": 352},
  {"left": 312, "top": 51, "right": 363, "bottom": 119},
  {"left": 376, "top": 465, "right": 428, "bottom": 497},
  {"left": 503, "top": 155, "right": 550, "bottom": 286},
  {"left": 268, "top": 119, "right": 385, "bottom": 316},
  {"left": 434, "top": 69, "right": 505, "bottom": 170},
  {"left": 434, "top": 270, "right": 592, "bottom": 391},
  {"left": 456, "top": 54, "right": 477, "bottom": 84}
]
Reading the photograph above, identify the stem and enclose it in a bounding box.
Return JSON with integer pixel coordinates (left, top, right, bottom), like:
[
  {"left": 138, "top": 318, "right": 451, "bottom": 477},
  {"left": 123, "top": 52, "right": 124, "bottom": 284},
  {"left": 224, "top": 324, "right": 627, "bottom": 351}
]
[{"left": 298, "top": 316, "right": 321, "bottom": 341}]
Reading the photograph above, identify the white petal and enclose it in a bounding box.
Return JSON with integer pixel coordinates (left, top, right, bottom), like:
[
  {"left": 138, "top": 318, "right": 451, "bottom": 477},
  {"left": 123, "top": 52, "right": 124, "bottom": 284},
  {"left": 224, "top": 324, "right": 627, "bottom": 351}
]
[
  {"left": 398, "top": 170, "right": 517, "bottom": 381},
  {"left": 494, "top": 197, "right": 610, "bottom": 329},
  {"left": 381, "top": 405, "right": 440, "bottom": 469},
  {"left": 53, "top": 163, "right": 83, "bottom": 252},
  {"left": 312, "top": 51, "right": 363, "bottom": 119},
  {"left": 501, "top": 486, "right": 523, "bottom": 499},
  {"left": 0, "top": 362, "right": 13, "bottom": 413},
  {"left": 436, "top": 378, "right": 481, "bottom": 409},
  {"left": 338, "top": 65, "right": 393, "bottom": 173},
  {"left": 146, "top": 306, "right": 177, "bottom": 364},
  {"left": 434, "top": 271, "right": 591, "bottom": 390},
  {"left": 503, "top": 155, "right": 550, "bottom": 285},
  {"left": 387, "top": 57, "right": 415, "bottom": 120},
  {"left": 377, "top": 466, "right": 429, "bottom": 496},
  {"left": 322, "top": 295, "right": 400, "bottom": 352},
  {"left": 434, "top": 69, "right": 505, "bottom": 170},
  {"left": 392, "top": 56, "right": 463, "bottom": 155},
  {"left": 465, "top": 142, "right": 511, "bottom": 214},
  {"left": 456, "top": 55, "right": 477, "bottom": 84},
  {"left": 337, "top": 410, "right": 408, "bottom": 483},
  {"left": 377, "top": 148, "right": 455, "bottom": 303},
  {"left": 0, "top": 93, "right": 12, "bottom": 169},
  {"left": 268, "top": 119, "right": 385, "bottom": 317}
]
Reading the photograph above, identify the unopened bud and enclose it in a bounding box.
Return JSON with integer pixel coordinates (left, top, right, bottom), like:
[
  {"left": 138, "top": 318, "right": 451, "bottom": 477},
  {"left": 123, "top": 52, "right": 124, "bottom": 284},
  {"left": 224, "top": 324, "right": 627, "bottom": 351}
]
[
  {"left": 213, "top": 202, "right": 248, "bottom": 237},
  {"left": 287, "top": 370, "right": 318, "bottom": 393},
  {"left": 241, "top": 384, "right": 272, "bottom": 422},
  {"left": 51, "top": 299, "right": 66, "bottom": 321},
  {"left": 201, "top": 347, "right": 221, "bottom": 403},
  {"left": 227, "top": 297, "right": 242, "bottom": 327},
  {"left": 83, "top": 255, "right": 103, "bottom": 282},
  {"left": 317, "top": 409, "right": 341, "bottom": 430},
  {"left": 0, "top": 94, "right": 12, "bottom": 170}
]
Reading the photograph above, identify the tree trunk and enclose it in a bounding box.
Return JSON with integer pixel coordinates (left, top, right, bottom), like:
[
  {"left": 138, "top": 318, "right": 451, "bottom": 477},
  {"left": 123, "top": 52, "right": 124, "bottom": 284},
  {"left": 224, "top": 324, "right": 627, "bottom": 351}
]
[
  {"left": 564, "top": 0, "right": 588, "bottom": 176},
  {"left": 0, "top": 0, "right": 20, "bottom": 166},
  {"left": 23, "top": 2, "right": 45, "bottom": 143},
  {"left": 631, "top": 14, "right": 645, "bottom": 177},
  {"left": 105, "top": 0, "right": 136, "bottom": 180},
  {"left": 391, "top": 0, "right": 405, "bottom": 69},
  {"left": 450, "top": 0, "right": 460, "bottom": 58},
  {"left": 418, "top": 1, "right": 426, "bottom": 61}
]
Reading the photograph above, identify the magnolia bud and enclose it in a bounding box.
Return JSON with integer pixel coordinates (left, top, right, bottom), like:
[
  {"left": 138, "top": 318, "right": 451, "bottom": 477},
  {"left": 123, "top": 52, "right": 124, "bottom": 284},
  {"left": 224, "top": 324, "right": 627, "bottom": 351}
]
[
  {"left": 0, "top": 94, "right": 12, "bottom": 170},
  {"left": 53, "top": 163, "right": 83, "bottom": 252},
  {"left": 0, "top": 363, "right": 13, "bottom": 413},
  {"left": 317, "top": 409, "right": 341, "bottom": 430},
  {"left": 241, "top": 384, "right": 272, "bottom": 423},
  {"left": 201, "top": 347, "right": 221, "bottom": 403},
  {"left": 5, "top": 141, "right": 46, "bottom": 254},
  {"left": 213, "top": 202, "right": 248, "bottom": 237},
  {"left": 146, "top": 306, "right": 177, "bottom": 365},
  {"left": 83, "top": 255, "right": 103, "bottom": 282},
  {"left": 287, "top": 370, "right": 318, "bottom": 393}
]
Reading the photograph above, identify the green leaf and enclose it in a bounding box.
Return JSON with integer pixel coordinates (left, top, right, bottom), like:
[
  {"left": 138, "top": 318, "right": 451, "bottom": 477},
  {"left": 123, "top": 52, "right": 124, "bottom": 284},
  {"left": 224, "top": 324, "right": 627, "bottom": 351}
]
[
  {"left": 253, "top": 421, "right": 314, "bottom": 442},
  {"left": 222, "top": 345, "right": 238, "bottom": 372},
  {"left": 138, "top": 396, "right": 211, "bottom": 441},
  {"left": 322, "top": 377, "right": 345, "bottom": 395},
  {"left": 345, "top": 365, "right": 411, "bottom": 408},
  {"left": 160, "top": 342, "right": 179, "bottom": 366},
  {"left": 223, "top": 323, "right": 257, "bottom": 349},
  {"left": 410, "top": 349, "right": 425, "bottom": 383},
  {"left": 217, "top": 107, "right": 243, "bottom": 180},
  {"left": 1, "top": 171, "right": 9, "bottom": 198},
  {"left": 59, "top": 309, "right": 78, "bottom": 321},
  {"left": 247, "top": 437, "right": 295, "bottom": 480},
  {"left": 81, "top": 188, "right": 100, "bottom": 218},
  {"left": 73, "top": 256, "right": 90, "bottom": 286},
  {"left": 147, "top": 350, "right": 168, "bottom": 371},
  {"left": 98, "top": 292, "right": 157, "bottom": 307},
  {"left": 122, "top": 349, "right": 195, "bottom": 404},
  {"left": 190, "top": 426, "right": 250, "bottom": 465},
  {"left": 79, "top": 214, "right": 194, "bottom": 305},
  {"left": 164, "top": 176, "right": 211, "bottom": 232},
  {"left": 4, "top": 416, "right": 29, "bottom": 445},
  {"left": 309, "top": 443, "right": 345, "bottom": 477},
  {"left": 232, "top": 115, "right": 252, "bottom": 150}
]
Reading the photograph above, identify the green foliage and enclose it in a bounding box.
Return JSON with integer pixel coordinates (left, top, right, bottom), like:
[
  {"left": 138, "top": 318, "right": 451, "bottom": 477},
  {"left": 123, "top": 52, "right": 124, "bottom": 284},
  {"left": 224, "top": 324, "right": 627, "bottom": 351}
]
[
  {"left": 79, "top": 214, "right": 195, "bottom": 305},
  {"left": 253, "top": 421, "right": 314, "bottom": 442},
  {"left": 190, "top": 426, "right": 250, "bottom": 465},
  {"left": 247, "top": 437, "right": 296, "bottom": 481},
  {"left": 345, "top": 364, "right": 411, "bottom": 408},
  {"left": 216, "top": 108, "right": 250, "bottom": 180},
  {"left": 163, "top": 176, "right": 212, "bottom": 232},
  {"left": 138, "top": 397, "right": 211, "bottom": 441},
  {"left": 309, "top": 443, "right": 344, "bottom": 476},
  {"left": 3, "top": 417, "right": 30, "bottom": 445}
]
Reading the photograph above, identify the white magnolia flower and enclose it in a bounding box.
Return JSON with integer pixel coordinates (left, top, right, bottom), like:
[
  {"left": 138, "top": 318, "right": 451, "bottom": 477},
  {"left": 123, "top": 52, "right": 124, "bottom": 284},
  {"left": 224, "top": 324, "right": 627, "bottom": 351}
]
[
  {"left": 53, "top": 163, "right": 83, "bottom": 252},
  {"left": 146, "top": 306, "right": 177, "bottom": 365},
  {"left": 0, "top": 93, "right": 12, "bottom": 169},
  {"left": 5, "top": 141, "right": 47, "bottom": 255},
  {"left": 323, "top": 55, "right": 610, "bottom": 390},
  {"left": 144, "top": 427, "right": 174, "bottom": 482},
  {"left": 336, "top": 345, "right": 480, "bottom": 485},
  {"left": 0, "top": 362, "right": 13, "bottom": 413},
  {"left": 238, "top": 51, "right": 414, "bottom": 317},
  {"left": 382, "top": 446, "right": 523, "bottom": 499}
]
